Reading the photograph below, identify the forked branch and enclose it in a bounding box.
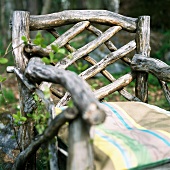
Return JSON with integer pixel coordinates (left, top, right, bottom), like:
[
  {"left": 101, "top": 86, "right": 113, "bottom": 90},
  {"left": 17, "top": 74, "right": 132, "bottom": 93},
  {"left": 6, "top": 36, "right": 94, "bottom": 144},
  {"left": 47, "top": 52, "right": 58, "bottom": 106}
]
[{"left": 25, "top": 57, "right": 106, "bottom": 125}]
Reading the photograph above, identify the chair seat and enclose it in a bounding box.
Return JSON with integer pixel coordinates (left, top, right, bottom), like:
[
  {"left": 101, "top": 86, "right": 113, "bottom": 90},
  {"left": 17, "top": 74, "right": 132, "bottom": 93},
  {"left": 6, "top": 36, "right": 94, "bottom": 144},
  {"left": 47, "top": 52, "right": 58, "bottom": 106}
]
[
  {"left": 58, "top": 102, "right": 170, "bottom": 170},
  {"left": 92, "top": 102, "right": 170, "bottom": 170}
]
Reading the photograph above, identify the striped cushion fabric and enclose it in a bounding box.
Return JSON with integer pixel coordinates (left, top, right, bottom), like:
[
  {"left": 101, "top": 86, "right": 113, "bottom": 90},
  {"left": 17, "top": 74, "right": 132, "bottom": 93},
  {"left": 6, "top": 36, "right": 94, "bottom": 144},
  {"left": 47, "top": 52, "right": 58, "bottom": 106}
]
[{"left": 93, "top": 102, "right": 170, "bottom": 170}]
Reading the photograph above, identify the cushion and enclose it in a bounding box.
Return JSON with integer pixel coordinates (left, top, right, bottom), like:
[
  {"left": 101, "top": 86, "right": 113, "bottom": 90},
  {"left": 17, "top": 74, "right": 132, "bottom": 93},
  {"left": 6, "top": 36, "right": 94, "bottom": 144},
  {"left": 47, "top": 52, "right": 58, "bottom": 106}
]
[
  {"left": 58, "top": 102, "right": 170, "bottom": 170},
  {"left": 93, "top": 102, "right": 170, "bottom": 170}
]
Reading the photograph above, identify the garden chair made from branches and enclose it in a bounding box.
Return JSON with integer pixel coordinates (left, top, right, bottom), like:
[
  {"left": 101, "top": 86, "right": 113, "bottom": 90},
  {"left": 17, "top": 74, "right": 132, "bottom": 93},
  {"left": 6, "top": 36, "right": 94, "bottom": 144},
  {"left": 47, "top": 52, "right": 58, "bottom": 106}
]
[{"left": 8, "top": 10, "right": 170, "bottom": 170}]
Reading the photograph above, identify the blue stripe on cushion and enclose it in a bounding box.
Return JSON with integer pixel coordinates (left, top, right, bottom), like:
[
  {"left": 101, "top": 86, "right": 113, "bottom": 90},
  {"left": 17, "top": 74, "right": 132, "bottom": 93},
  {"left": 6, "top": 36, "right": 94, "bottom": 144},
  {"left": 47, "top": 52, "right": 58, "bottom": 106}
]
[
  {"left": 96, "top": 130, "right": 131, "bottom": 168},
  {"left": 102, "top": 102, "right": 170, "bottom": 147}
]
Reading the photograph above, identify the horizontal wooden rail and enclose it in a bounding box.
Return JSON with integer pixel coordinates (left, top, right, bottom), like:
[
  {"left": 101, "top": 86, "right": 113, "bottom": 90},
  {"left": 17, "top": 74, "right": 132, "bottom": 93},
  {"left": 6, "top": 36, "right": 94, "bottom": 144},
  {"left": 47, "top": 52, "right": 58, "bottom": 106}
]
[
  {"left": 132, "top": 54, "right": 170, "bottom": 82},
  {"left": 29, "top": 10, "right": 137, "bottom": 32}
]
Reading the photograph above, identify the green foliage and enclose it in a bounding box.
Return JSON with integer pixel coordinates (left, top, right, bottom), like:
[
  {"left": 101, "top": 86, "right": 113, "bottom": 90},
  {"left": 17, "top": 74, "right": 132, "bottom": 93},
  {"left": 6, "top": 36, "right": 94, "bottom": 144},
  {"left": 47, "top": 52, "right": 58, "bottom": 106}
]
[
  {"left": 0, "top": 88, "right": 16, "bottom": 104},
  {"left": 12, "top": 111, "right": 27, "bottom": 126},
  {"left": 36, "top": 147, "right": 50, "bottom": 169},
  {"left": 33, "top": 32, "right": 46, "bottom": 48},
  {"left": 28, "top": 94, "right": 50, "bottom": 134},
  {"left": 32, "top": 32, "right": 67, "bottom": 64},
  {"left": 91, "top": 83, "right": 98, "bottom": 90},
  {"left": 0, "top": 57, "right": 8, "bottom": 64},
  {"left": 76, "top": 61, "right": 88, "bottom": 74},
  {"left": 67, "top": 59, "right": 89, "bottom": 74},
  {"left": 67, "top": 99, "right": 74, "bottom": 108},
  {"left": 155, "top": 31, "right": 170, "bottom": 64},
  {"left": 0, "top": 52, "right": 8, "bottom": 83},
  {"left": 21, "top": 36, "right": 28, "bottom": 45},
  {"left": 0, "top": 75, "right": 6, "bottom": 82}
]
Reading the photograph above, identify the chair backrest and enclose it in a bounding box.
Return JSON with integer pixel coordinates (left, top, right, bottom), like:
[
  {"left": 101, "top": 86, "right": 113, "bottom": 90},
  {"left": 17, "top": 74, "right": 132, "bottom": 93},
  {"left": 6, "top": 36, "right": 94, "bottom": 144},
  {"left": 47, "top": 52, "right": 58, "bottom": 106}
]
[{"left": 11, "top": 10, "right": 153, "bottom": 106}]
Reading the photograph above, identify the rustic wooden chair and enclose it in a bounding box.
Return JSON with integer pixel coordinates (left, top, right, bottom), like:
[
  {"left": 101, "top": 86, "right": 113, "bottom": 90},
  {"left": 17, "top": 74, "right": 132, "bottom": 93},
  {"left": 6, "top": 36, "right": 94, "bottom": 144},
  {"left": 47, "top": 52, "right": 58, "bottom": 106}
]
[{"left": 8, "top": 10, "right": 170, "bottom": 170}]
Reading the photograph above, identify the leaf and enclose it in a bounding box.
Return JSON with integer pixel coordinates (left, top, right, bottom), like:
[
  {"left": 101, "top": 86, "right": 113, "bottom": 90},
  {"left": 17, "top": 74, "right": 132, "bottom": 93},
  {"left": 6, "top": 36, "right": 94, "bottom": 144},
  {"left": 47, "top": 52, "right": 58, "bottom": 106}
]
[
  {"left": 58, "top": 48, "right": 66, "bottom": 54},
  {"left": 0, "top": 58, "right": 8, "bottom": 64},
  {"left": 44, "top": 87, "right": 50, "bottom": 99},
  {"left": 67, "top": 53, "right": 73, "bottom": 59},
  {"left": 20, "top": 116, "right": 27, "bottom": 122},
  {"left": 33, "top": 32, "right": 45, "bottom": 47},
  {"left": 13, "top": 114, "right": 19, "bottom": 120},
  {"left": 45, "top": 112, "right": 50, "bottom": 118},
  {"left": 11, "top": 135, "right": 16, "bottom": 139},
  {"left": 33, "top": 94, "right": 39, "bottom": 101},
  {"left": 27, "top": 113, "right": 33, "bottom": 118},
  {"left": 21, "top": 36, "right": 28, "bottom": 44},
  {"left": 49, "top": 52, "right": 54, "bottom": 61},
  {"left": 91, "top": 83, "right": 98, "bottom": 90},
  {"left": 78, "top": 61, "right": 82, "bottom": 67},
  {"left": 51, "top": 45, "right": 59, "bottom": 52},
  {"left": 35, "top": 32, "right": 41, "bottom": 39},
  {"left": 17, "top": 111, "right": 21, "bottom": 118},
  {"left": 68, "top": 100, "right": 74, "bottom": 108},
  {"left": 82, "top": 64, "right": 88, "bottom": 70},
  {"left": 42, "top": 57, "right": 51, "bottom": 64},
  {"left": 53, "top": 59, "right": 58, "bottom": 63},
  {"left": 0, "top": 75, "right": 6, "bottom": 82}
]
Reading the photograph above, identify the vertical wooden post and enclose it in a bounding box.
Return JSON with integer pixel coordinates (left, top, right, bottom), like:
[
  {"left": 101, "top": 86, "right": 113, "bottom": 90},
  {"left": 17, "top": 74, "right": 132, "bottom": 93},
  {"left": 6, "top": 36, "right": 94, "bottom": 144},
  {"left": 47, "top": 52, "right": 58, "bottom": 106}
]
[
  {"left": 67, "top": 116, "right": 94, "bottom": 170},
  {"left": 12, "top": 11, "right": 36, "bottom": 170},
  {"left": 135, "top": 16, "right": 150, "bottom": 102}
]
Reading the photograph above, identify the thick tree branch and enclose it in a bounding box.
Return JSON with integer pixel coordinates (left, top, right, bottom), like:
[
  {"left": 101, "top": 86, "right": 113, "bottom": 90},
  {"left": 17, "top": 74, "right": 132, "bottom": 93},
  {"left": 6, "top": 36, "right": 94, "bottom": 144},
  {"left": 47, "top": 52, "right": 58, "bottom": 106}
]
[
  {"left": 131, "top": 54, "right": 170, "bottom": 82},
  {"left": 25, "top": 58, "right": 106, "bottom": 125},
  {"left": 29, "top": 10, "right": 137, "bottom": 32}
]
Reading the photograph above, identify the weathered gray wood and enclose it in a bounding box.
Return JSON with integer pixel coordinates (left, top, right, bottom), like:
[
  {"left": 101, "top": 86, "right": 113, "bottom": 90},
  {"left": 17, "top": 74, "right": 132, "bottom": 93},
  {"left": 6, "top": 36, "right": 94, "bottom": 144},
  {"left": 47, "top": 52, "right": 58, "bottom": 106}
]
[
  {"left": 94, "top": 73, "right": 135, "bottom": 99},
  {"left": 24, "top": 43, "right": 50, "bottom": 58},
  {"left": 12, "top": 10, "right": 35, "bottom": 150},
  {"left": 47, "top": 29, "right": 138, "bottom": 102},
  {"left": 159, "top": 81, "right": 170, "bottom": 105},
  {"left": 25, "top": 57, "right": 106, "bottom": 125},
  {"left": 29, "top": 10, "right": 137, "bottom": 32},
  {"left": 132, "top": 54, "right": 170, "bottom": 104},
  {"left": 135, "top": 16, "right": 150, "bottom": 102},
  {"left": 12, "top": 11, "right": 37, "bottom": 170},
  {"left": 67, "top": 116, "right": 94, "bottom": 170},
  {"left": 12, "top": 107, "right": 78, "bottom": 170},
  {"left": 132, "top": 54, "right": 170, "bottom": 82},
  {"left": 7, "top": 66, "right": 36, "bottom": 92},
  {"left": 79, "top": 40, "right": 136, "bottom": 80},
  {"left": 25, "top": 25, "right": 122, "bottom": 70},
  {"left": 8, "top": 66, "right": 60, "bottom": 170},
  {"left": 7, "top": 66, "right": 59, "bottom": 124},
  {"left": 57, "top": 40, "right": 136, "bottom": 107},
  {"left": 25, "top": 21, "right": 90, "bottom": 56},
  {"left": 87, "top": 24, "right": 131, "bottom": 65},
  {"left": 46, "top": 21, "right": 90, "bottom": 50},
  {"left": 57, "top": 92, "right": 70, "bottom": 107},
  {"left": 86, "top": 24, "right": 117, "bottom": 51},
  {"left": 55, "top": 26, "right": 122, "bottom": 69},
  {"left": 50, "top": 85, "right": 65, "bottom": 99}
]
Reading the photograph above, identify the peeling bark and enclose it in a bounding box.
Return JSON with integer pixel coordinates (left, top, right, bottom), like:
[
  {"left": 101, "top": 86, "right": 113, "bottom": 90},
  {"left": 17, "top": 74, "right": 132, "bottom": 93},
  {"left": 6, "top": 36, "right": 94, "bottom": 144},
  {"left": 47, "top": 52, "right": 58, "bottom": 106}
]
[{"left": 135, "top": 16, "right": 150, "bottom": 102}]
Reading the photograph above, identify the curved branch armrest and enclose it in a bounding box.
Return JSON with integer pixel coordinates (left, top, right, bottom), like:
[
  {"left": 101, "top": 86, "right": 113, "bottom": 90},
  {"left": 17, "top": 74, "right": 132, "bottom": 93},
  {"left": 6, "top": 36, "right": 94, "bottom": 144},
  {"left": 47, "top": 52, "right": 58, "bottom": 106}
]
[
  {"left": 25, "top": 57, "right": 106, "bottom": 125},
  {"left": 131, "top": 54, "right": 170, "bottom": 82}
]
